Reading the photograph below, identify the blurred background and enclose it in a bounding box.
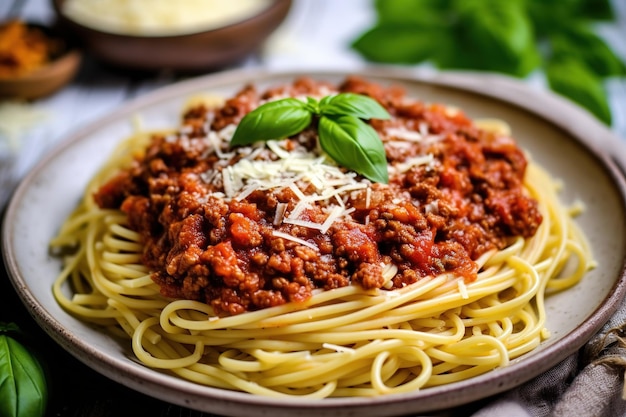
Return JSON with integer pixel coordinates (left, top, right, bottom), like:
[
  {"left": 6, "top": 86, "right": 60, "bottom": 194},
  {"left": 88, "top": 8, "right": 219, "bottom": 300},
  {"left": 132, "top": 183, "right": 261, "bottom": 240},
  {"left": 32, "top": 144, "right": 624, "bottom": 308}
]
[
  {"left": 1, "top": 0, "right": 625, "bottom": 416},
  {"left": 1, "top": 0, "right": 625, "bottom": 189}
]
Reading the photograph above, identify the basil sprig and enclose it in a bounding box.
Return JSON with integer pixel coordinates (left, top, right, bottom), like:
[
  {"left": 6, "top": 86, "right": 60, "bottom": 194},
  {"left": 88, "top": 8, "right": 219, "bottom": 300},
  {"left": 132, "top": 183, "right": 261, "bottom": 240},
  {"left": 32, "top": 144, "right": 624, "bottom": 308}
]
[
  {"left": 230, "top": 93, "right": 391, "bottom": 183},
  {"left": 0, "top": 322, "right": 48, "bottom": 417},
  {"left": 351, "top": 0, "right": 626, "bottom": 125}
]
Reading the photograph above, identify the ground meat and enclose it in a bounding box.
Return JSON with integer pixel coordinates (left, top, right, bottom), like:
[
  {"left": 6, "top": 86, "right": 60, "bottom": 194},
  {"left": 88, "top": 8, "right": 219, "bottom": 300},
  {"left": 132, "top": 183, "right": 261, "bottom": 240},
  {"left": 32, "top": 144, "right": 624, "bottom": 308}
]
[{"left": 94, "top": 76, "right": 543, "bottom": 316}]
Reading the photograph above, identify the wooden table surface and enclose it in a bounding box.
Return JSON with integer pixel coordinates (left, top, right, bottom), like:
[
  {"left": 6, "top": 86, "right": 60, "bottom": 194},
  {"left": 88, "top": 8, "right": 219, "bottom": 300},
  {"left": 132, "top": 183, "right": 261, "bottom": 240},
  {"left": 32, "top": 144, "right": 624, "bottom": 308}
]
[{"left": 1, "top": 1, "right": 626, "bottom": 416}]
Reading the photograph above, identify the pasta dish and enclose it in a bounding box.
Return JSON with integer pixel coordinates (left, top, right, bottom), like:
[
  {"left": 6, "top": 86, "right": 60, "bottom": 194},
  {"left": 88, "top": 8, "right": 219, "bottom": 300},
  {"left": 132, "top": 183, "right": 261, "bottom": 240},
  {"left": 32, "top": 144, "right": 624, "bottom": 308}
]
[{"left": 50, "top": 76, "right": 594, "bottom": 398}]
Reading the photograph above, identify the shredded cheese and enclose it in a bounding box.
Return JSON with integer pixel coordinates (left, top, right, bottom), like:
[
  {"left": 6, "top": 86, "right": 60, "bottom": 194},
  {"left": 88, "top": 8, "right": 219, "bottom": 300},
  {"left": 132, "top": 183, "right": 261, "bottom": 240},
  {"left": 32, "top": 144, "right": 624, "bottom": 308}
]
[
  {"left": 319, "top": 206, "right": 348, "bottom": 234},
  {"left": 192, "top": 104, "right": 441, "bottom": 242},
  {"left": 271, "top": 231, "right": 318, "bottom": 251},
  {"left": 199, "top": 126, "right": 378, "bottom": 234},
  {"left": 62, "top": 0, "right": 273, "bottom": 36},
  {"left": 384, "top": 124, "right": 444, "bottom": 145},
  {"left": 273, "top": 203, "right": 287, "bottom": 226},
  {"left": 389, "top": 153, "right": 435, "bottom": 175}
]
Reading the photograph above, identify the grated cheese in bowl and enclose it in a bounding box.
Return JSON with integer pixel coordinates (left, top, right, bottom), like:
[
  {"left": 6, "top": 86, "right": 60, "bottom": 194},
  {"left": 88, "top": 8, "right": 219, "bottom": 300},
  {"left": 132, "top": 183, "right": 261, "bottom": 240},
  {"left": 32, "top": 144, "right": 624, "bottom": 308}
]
[{"left": 61, "top": 0, "right": 273, "bottom": 36}]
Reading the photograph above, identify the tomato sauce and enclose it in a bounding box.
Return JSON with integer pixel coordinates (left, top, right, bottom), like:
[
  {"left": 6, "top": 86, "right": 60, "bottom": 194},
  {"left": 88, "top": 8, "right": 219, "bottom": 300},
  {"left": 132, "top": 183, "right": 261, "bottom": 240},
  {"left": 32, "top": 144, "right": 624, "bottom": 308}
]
[{"left": 94, "top": 76, "right": 542, "bottom": 316}]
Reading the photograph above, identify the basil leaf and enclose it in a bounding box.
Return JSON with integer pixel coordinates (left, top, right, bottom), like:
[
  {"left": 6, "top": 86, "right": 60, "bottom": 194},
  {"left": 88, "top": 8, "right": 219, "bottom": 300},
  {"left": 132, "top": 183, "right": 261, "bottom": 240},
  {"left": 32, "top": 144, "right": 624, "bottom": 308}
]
[
  {"left": 0, "top": 327, "right": 47, "bottom": 417},
  {"left": 375, "top": 0, "right": 451, "bottom": 25},
  {"left": 319, "top": 95, "right": 332, "bottom": 109},
  {"left": 525, "top": 0, "right": 585, "bottom": 35},
  {"left": 352, "top": 0, "right": 622, "bottom": 124},
  {"left": 319, "top": 93, "right": 391, "bottom": 120},
  {"left": 230, "top": 98, "right": 312, "bottom": 146},
  {"left": 551, "top": 25, "right": 626, "bottom": 77},
  {"left": 526, "top": 0, "right": 614, "bottom": 32},
  {"left": 353, "top": 0, "right": 453, "bottom": 65},
  {"left": 318, "top": 115, "right": 389, "bottom": 184},
  {"left": 453, "top": 0, "right": 540, "bottom": 77},
  {"left": 229, "top": 94, "right": 391, "bottom": 183},
  {"left": 545, "top": 56, "right": 612, "bottom": 125},
  {"left": 577, "top": 0, "right": 614, "bottom": 20},
  {"left": 304, "top": 96, "right": 320, "bottom": 114},
  {"left": 352, "top": 24, "right": 447, "bottom": 64}
]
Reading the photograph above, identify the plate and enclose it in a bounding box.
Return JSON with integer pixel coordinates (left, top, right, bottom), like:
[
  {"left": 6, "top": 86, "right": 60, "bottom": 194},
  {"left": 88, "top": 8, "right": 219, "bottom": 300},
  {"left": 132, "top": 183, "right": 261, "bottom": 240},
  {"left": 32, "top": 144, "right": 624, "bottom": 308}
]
[{"left": 3, "top": 68, "right": 626, "bottom": 416}]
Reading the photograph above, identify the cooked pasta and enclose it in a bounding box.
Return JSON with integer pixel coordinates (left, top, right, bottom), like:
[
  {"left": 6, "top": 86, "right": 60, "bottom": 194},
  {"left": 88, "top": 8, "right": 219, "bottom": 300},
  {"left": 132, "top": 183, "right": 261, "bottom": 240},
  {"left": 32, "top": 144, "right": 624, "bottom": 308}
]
[{"left": 50, "top": 77, "right": 594, "bottom": 398}]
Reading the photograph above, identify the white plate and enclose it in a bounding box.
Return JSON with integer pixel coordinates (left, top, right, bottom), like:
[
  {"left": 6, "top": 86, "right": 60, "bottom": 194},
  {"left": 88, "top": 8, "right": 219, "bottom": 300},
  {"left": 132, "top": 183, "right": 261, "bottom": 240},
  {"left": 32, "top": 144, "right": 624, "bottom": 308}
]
[{"left": 4, "top": 68, "right": 626, "bottom": 416}]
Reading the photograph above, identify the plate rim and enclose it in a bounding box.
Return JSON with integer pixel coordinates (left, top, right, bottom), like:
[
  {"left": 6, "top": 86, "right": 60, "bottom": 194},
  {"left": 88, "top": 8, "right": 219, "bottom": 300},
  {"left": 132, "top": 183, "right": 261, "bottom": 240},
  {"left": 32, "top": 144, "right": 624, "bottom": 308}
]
[{"left": 3, "top": 67, "right": 626, "bottom": 416}]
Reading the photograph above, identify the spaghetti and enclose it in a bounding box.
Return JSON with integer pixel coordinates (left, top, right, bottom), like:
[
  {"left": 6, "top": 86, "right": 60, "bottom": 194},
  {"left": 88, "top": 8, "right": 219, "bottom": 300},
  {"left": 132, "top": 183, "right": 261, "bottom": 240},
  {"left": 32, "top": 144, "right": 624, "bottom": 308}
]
[{"left": 50, "top": 77, "right": 594, "bottom": 398}]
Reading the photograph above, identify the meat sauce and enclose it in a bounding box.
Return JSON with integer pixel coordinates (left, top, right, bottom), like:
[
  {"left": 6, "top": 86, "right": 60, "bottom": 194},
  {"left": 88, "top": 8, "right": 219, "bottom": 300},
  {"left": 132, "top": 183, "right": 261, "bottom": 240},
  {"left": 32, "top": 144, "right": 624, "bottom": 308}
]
[{"left": 94, "top": 77, "right": 542, "bottom": 316}]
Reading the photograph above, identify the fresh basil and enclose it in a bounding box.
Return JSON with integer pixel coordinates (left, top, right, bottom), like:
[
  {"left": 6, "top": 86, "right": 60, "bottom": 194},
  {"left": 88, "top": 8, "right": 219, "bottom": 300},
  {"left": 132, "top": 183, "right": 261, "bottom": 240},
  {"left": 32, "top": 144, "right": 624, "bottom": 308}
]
[
  {"left": 351, "top": 0, "right": 625, "bottom": 125},
  {"left": 576, "top": 0, "right": 614, "bottom": 20},
  {"left": 230, "top": 93, "right": 391, "bottom": 183},
  {"left": 527, "top": 0, "right": 614, "bottom": 34},
  {"left": 319, "top": 114, "right": 389, "bottom": 184},
  {"left": 550, "top": 25, "right": 626, "bottom": 78},
  {"left": 375, "top": 0, "right": 451, "bottom": 26},
  {"left": 453, "top": 0, "right": 539, "bottom": 77},
  {"left": 0, "top": 323, "right": 48, "bottom": 417},
  {"left": 319, "top": 93, "right": 393, "bottom": 120},
  {"left": 352, "top": 24, "right": 445, "bottom": 65},
  {"left": 546, "top": 56, "right": 612, "bottom": 125},
  {"left": 230, "top": 98, "right": 312, "bottom": 146}
]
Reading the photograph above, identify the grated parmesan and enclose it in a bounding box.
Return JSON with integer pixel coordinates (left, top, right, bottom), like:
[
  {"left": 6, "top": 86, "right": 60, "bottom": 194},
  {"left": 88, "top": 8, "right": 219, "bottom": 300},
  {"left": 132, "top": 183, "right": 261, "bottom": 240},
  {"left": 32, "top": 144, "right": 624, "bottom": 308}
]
[
  {"left": 389, "top": 153, "right": 435, "bottom": 175},
  {"left": 198, "top": 127, "right": 378, "bottom": 234},
  {"left": 62, "top": 0, "right": 273, "bottom": 36},
  {"left": 191, "top": 97, "right": 443, "bottom": 239},
  {"left": 271, "top": 231, "right": 318, "bottom": 251}
]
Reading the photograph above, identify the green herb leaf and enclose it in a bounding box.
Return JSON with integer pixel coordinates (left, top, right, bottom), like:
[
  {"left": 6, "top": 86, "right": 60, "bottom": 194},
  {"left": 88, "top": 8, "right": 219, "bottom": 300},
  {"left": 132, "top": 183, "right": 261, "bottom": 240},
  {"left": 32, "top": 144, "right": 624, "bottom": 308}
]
[
  {"left": 375, "top": 0, "right": 451, "bottom": 25},
  {"left": 304, "top": 96, "right": 320, "bottom": 114},
  {"left": 352, "top": 0, "right": 623, "bottom": 125},
  {"left": 526, "top": 0, "right": 614, "bottom": 32},
  {"left": 545, "top": 56, "right": 612, "bottom": 125},
  {"left": 550, "top": 24, "right": 626, "bottom": 77},
  {"left": 353, "top": 0, "right": 453, "bottom": 65},
  {"left": 319, "top": 93, "right": 391, "bottom": 120},
  {"left": 354, "top": 0, "right": 451, "bottom": 64},
  {"left": 453, "top": 0, "right": 540, "bottom": 77},
  {"left": 318, "top": 114, "right": 389, "bottom": 184},
  {"left": 230, "top": 94, "right": 390, "bottom": 183},
  {"left": 351, "top": 24, "right": 445, "bottom": 64},
  {"left": 230, "top": 98, "right": 312, "bottom": 146},
  {"left": 525, "top": 0, "right": 586, "bottom": 35},
  {"left": 577, "top": 0, "right": 614, "bottom": 20},
  {"left": 0, "top": 324, "right": 48, "bottom": 417}
]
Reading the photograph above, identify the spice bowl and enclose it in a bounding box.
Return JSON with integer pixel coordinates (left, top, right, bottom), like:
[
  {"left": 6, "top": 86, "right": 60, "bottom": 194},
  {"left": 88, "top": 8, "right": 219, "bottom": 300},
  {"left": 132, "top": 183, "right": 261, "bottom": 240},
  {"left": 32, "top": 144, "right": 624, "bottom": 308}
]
[
  {"left": 50, "top": 0, "right": 292, "bottom": 72},
  {"left": 0, "top": 21, "right": 82, "bottom": 100}
]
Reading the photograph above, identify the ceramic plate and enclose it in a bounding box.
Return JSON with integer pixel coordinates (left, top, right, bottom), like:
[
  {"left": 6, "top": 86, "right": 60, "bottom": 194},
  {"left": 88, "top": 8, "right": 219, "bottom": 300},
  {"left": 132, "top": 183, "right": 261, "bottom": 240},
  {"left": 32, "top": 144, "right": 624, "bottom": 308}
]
[{"left": 3, "top": 68, "right": 626, "bottom": 416}]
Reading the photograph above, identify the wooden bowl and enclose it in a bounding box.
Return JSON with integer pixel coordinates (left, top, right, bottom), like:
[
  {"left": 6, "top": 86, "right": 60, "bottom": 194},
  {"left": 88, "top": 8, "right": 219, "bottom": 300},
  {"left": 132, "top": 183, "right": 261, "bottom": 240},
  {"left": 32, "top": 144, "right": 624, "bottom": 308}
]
[
  {"left": 51, "top": 0, "right": 292, "bottom": 72},
  {"left": 0, "top": 22, "right": 81, "bottom": 100}
]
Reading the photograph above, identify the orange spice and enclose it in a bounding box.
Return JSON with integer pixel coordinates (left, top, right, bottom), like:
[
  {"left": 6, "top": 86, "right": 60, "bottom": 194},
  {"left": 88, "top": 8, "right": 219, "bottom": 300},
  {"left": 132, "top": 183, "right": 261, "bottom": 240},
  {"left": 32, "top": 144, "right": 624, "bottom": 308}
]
[{"left": 0, "top": 20, "right": 59, "bottom": 78}]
